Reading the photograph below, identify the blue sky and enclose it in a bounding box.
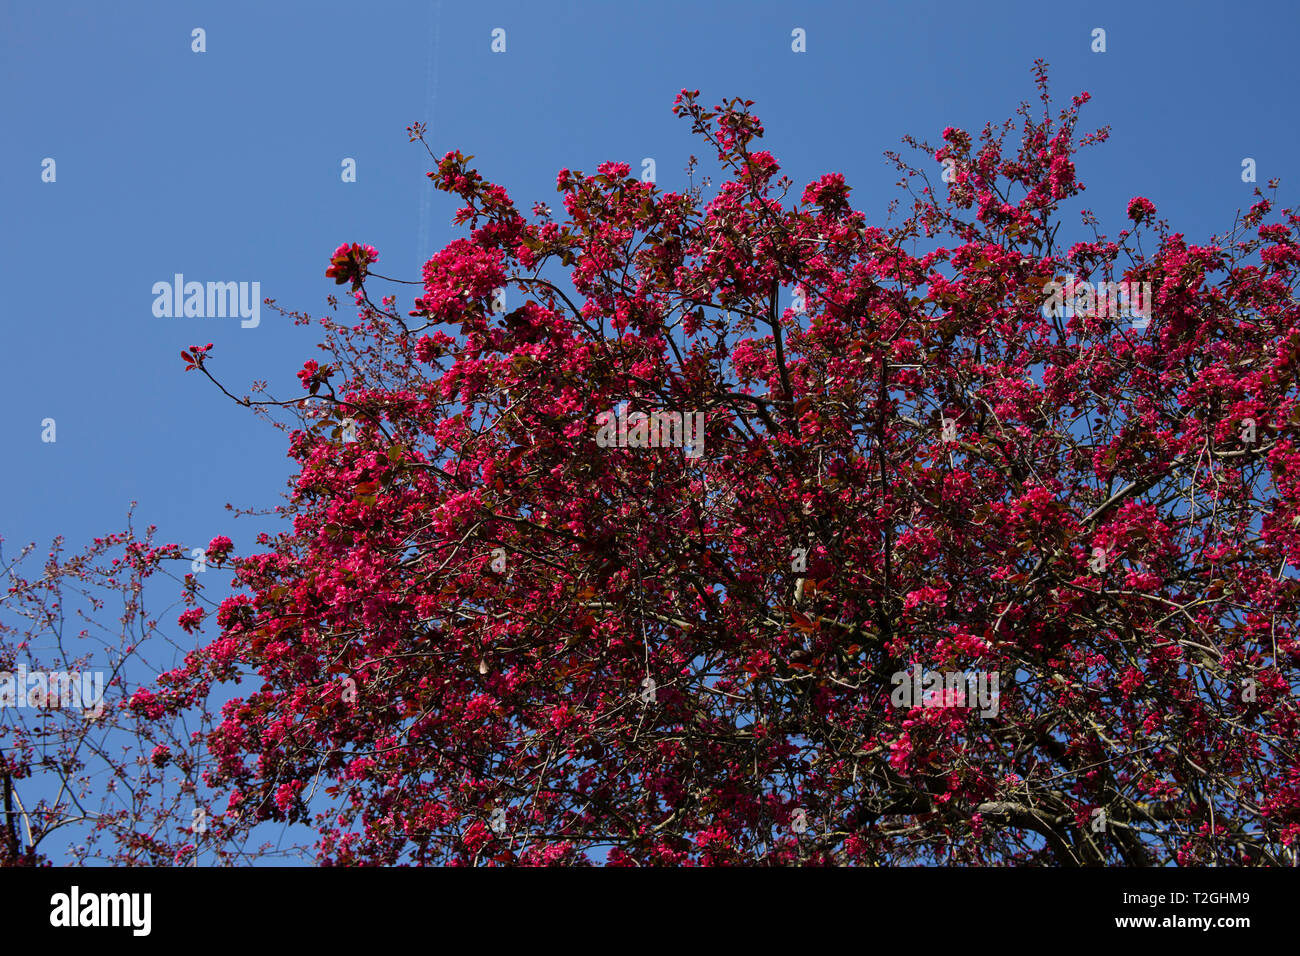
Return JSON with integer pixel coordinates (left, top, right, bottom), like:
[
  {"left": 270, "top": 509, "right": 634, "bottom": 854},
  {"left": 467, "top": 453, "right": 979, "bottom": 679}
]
[
  {"left": 5, "top": 0, "right": 1297, "bottom": 581},
  {"left": 2, "top": 0, "right": 1298, "bottom": 862}
]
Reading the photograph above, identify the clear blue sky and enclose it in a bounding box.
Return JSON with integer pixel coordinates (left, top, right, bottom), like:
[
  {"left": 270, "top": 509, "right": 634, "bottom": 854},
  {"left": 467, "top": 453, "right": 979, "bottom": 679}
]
[
  {"left": 4, "top": 0, "right": 1297, "bottom": 579},
  {"left": 2, "top": 0, "right": 1298, "bottom": 862}
]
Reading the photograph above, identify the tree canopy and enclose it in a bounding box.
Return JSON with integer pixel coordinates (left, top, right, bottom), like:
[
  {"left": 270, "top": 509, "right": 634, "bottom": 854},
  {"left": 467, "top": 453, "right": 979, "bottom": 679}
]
[{"left": 139, "top": 63, "right": 1300, "bottom": 865}]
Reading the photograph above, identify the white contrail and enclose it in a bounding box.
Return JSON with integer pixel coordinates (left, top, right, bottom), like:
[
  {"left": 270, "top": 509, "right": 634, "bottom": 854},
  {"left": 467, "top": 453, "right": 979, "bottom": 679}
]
[{"left": 417, "top": 0, "right": 443, "bottom": 264}]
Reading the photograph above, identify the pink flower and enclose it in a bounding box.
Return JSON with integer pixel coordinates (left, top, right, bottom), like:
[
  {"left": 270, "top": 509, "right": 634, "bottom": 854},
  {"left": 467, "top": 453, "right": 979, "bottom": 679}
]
[
  {"left": 181, "top": 343, "right": 213, "bottom": 371},
  {"left": 297, "top": 360, "right": 320, "bottom": 390},
  {"left": 207, "top": 536, "right": 234, "bottom": 563},
  {"left": 888, "top": 734, "right": 913, "bottom": 772},
  {"left": 273, "top": 781, "right": 302, "bottom": 815},
  {"left": 596, "top": 161, "right": 631, "bottom": 179},
  {"left": 415, "top": 332, "right": 454, "bottom": 363},
  {"left": 325, "top": 242, "right": 379, "bottom": 290},
  {"left": 128, "top": 688, "right": 164, "bottom": 720},
  {"left": 1127, "top": 196, "right": 1156, "bottom": 223}
]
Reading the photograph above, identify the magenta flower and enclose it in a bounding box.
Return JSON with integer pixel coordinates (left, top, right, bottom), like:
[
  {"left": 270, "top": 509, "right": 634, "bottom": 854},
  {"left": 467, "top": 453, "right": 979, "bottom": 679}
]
[
  {"left": 325, "top": 242, "right": 379, "bottom": 290},
  {"left": 1127, "top": 196, "right": 1156, "bottom": 223}
]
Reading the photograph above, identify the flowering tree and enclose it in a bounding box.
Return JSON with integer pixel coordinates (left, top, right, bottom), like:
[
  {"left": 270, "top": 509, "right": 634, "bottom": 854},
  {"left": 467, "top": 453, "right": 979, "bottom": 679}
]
[
  {"left": 157, "top": 62, "right": 1300, "bottom": 865},
  {"left": 0, "top": 515, "right": 270, "bottom": 865}
]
